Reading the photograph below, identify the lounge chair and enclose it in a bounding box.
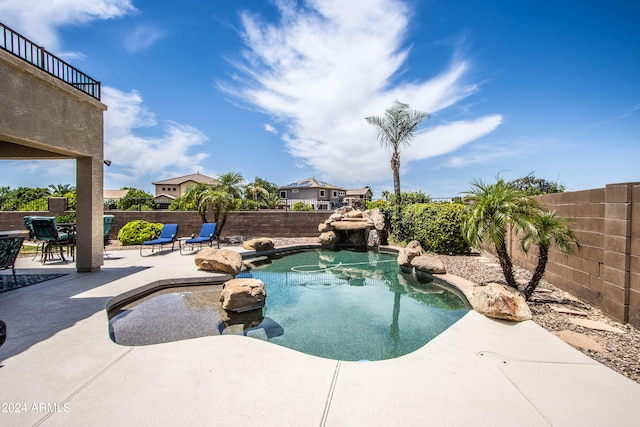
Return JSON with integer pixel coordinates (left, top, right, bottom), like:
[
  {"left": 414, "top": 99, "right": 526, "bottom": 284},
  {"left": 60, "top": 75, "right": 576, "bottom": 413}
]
[
  {"left": 140, "top": 223, "right": 178, "bottom": 256},
  {"left": 0, "top": 235, "right": 25, "bottom": 286},
  {"left": 180, "top": 223, "right": 218, "bottom": 254},
  {"left": 30, "top": 217, "right": 72, "bottom": 264}
]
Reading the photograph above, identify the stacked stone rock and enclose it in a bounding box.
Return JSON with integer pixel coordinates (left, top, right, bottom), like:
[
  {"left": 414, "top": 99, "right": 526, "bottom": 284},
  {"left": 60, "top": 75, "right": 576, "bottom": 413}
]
[
  {"left": 194, "top": 247, "right": 267, "bottom": 314},
  {"left": 318, "top": 207, "right": 387, "bottom": 248}
]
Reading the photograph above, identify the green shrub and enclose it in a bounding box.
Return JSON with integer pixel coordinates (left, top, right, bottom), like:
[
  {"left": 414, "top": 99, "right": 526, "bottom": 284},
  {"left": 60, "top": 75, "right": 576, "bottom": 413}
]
[
  {"left": 292, "top": 201, "right": 312, "bottom": 211},
  {"left": 56, "top": 213, "right": 76, "bottom": 224},
  {"left": 117, "top": 220, "right": 163, "bottom": 246},
  {"left": 394, "top": 202, "right": 470, "bottom": 255}
]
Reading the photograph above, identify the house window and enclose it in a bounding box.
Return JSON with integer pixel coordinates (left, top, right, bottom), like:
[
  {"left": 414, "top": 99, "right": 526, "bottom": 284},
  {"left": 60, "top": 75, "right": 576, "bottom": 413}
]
[
  {"left": 338, "top": 191, "right": 345, "bottom": 196},
  {"left": 320, "top": 190, "right": 326, "bottom": 197},
  {"left": 162, "top": 187, "right": 166, "bottom": 191},
  {"left": 280, "top": 191, "right": 287, "bottom": 198},
  {"left": 173, "top": 187, "right": 177, "bottom": 191},
  {"left": 332, "top": 191, "right": 337, "bottom": 198},
  {"left": 292, "top": 189, "right": 299, "bottom": 193}
]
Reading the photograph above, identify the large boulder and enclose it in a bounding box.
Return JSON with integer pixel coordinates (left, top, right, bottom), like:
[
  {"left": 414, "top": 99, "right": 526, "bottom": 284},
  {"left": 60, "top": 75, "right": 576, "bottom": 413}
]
[
  {"left": 397, "top": 240, "right": 423, "bottom": 267},
  {"left": 470, "top": 282, "right": 532, "bottom": 322},
  {"left": 242, "top": 237, "right": 274, "bottom": 252},
  {"left": 318, "top": 231, "right": 338, "bottom": 246},
  {"left": 318, "top": 222, "right": 333, "bottom": 233},
  {"left": 195, "top": 248, "right": 242, "bottom": 276},
  {"left": 219, "top": 278, "right": 267, "bottom": 312},
  {"left": 362, "top": 209, "right": 386, "bottom": 231},
  {"left": 411, "top": 255, "right": 446, "bottom": 274}
]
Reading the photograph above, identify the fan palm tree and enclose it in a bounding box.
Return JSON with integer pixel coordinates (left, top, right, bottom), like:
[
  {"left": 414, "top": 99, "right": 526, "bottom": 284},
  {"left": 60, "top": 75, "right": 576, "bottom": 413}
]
[
  {"left": 520, "top": 211, "right": 580, "bottom": 299},
  {"left": 48, "top": 183, "right": 75, "bottom": 196},
  {"left": 462, "top": 177, "right": 541, "bottom": 289},
  {"left": 365, "top": 100, "right": 429, "bottom": 216},
  {"left": 181, "top": 183, "right": 212, "bottom": 222}
]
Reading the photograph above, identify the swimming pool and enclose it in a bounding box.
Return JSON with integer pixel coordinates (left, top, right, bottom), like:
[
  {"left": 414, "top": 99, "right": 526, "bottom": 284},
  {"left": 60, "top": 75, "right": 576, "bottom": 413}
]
[{"left": 109, "top": 249, "right": 470, "bottom": 361}]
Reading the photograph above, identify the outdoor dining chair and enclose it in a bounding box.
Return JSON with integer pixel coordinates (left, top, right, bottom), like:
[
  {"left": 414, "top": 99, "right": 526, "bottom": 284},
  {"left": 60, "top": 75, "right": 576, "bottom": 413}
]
[
  {"left": 140, "top": 223, "right": 178, "bottom": 256},
  {"left": 30, "top": 217, "right": 72, "bottom": 264},
  {"left": 0, "top": 235, "right": 25, "bottom": 286}
]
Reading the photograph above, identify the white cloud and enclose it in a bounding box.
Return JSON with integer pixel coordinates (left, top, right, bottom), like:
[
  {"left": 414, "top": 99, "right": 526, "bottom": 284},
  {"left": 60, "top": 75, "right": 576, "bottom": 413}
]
[
  {"left": 0, "top": 0, "right": 136, "bottom": 52},
  {"left": 102, "top": 87, "right": 210, "bottom": 189},
  {"left": 222, "top": 0, "right": 502, "bottom": 184},
  {"left": 264, "top": 124, "right": 278, "bottom": 134},
  {"left": 125, "top": 25, "right": 165, "bottom": 53}
]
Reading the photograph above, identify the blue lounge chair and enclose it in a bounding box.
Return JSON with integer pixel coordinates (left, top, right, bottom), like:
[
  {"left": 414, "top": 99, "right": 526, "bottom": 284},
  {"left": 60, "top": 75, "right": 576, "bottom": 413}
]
[
  {"left": 140, "top": 224, "right": 178, "bottom": 256},
  {"left": 180, "top": 223, "right": 218, "bottom": 254}
]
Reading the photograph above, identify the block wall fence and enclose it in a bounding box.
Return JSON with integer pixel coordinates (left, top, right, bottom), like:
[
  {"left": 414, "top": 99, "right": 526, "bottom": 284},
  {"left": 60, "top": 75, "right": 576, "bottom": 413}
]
[
  {"left": 2, "top": 183, "right": 639, "bottom": 326},
  {"left": 503, "top": 182, "right": 640, "bottom": 327}
]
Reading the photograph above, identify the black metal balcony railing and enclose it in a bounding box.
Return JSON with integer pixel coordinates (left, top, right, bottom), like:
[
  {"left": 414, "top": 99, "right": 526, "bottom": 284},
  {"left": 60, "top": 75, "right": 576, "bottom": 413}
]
[{"left": 0, "top": 22, "right": 100, "bottom": 100}]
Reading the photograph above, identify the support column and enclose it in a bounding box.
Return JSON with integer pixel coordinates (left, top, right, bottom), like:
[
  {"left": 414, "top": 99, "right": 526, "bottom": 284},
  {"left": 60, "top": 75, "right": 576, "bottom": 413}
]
[{"left": 75, "top": 156, "right": 104, "bottom": 272}]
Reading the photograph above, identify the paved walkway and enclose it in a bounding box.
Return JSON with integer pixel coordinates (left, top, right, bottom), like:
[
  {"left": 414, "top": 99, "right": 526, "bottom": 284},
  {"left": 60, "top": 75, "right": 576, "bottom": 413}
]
[{"left": 1, "top": 248, "right": 639, "bottom": 426}]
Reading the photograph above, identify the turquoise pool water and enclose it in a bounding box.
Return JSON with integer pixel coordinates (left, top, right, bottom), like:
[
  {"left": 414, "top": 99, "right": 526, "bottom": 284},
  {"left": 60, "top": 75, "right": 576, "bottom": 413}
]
[{"left": 109, "top": 249, "right": 470, "bottom": 361}]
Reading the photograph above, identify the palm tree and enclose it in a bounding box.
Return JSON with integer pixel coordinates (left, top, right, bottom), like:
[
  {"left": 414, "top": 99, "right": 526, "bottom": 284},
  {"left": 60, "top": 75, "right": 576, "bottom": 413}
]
[
  {"left": 462, "top": 177, "right": 541, "bottom": 289},
  {"left": 216, "top": 172, "right": 244, "bottom": 199},
  {"left": 203, "top": 172, "right": 244, "bottom": 238},
  {"left": 181, "top": 183, "right": 212, "bottom": 222},
  {"left": 48, "top": 183, "right": 74, "bottom": 196},
  {"left": 520, "top": 211, "right": 580, "bottom": 299},
  {"left": 365, "top": 100, "right": 429, "bottom": 216},
  {"left": 245, "top": 184, "right": 269, "bottom": 209}
]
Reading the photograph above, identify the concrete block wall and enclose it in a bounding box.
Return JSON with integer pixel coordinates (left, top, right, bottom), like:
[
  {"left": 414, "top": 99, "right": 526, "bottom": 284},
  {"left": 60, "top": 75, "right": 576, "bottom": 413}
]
[
  {"left": 508, "top": 183, "right": 640, "bottom": 326},
  {"left": 0, "top": 210, "right": 329, "bottom": 242}
]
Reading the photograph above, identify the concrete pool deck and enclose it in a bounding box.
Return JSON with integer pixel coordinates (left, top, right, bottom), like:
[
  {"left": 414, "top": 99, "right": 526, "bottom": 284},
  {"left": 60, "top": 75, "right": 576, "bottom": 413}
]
[{"left": 1, "top": 247, "right": 639, "bottom": 426}]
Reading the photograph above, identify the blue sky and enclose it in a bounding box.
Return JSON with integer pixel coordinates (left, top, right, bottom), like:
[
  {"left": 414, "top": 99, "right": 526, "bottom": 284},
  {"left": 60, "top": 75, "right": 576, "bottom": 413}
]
[{"left": 1, "top": 0, "right": 638, "bottom": 199}]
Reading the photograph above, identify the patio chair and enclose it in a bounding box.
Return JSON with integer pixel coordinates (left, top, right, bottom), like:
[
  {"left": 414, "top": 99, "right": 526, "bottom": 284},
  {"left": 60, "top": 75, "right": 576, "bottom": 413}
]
[
  {"left": 0, "top": 236, "right": 25, "bottom": 286},
  {"left": 103, "top": 215, "right": 115, "bottom": 257},
  {"left": 30, "top": 217, "right": 72, "bottom": 264},
  {"left": 140, "top": 223, "right": 178, "bottom": 256},
  {"left": 180, "top": 222, "right": 218, "bottom": 254}
]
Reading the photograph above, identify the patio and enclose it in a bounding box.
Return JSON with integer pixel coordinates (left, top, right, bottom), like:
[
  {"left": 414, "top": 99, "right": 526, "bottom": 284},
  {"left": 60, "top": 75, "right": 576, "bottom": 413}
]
[{"left": 1, "top": 247, "right": 639, "bottom": 426}]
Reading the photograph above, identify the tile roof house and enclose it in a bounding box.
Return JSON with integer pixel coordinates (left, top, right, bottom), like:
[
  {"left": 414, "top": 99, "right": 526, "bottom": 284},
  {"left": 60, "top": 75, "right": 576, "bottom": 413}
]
[
  {"left": 344, "top": 188, "right": 373, "bottom": 209},
  {"left": 152, "top": 172, "right": 217, "bottom": 209},
  {"left": 278, "top": 177, "right": 347, "bottom": 210}
]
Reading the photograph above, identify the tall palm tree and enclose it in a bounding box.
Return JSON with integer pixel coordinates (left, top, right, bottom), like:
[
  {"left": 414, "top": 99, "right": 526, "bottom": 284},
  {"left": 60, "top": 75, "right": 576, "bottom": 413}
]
[
  {"left": 520, "top": 211, "right": 580, "bottom": 299},
  {"left": 462, "top": 177, "right": 541, "bottom": 289},
  {"left": 365, "top": 100, "right": 429, "bottom": 216}
]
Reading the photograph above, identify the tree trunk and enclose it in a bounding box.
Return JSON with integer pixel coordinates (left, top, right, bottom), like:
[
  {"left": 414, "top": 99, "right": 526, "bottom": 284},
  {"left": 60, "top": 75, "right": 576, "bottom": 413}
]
[
  {"left": 524, "top": 244, "right": 549, "bottom": 300},
  {"left": 391, "top": 150, "right": 401, "bottom": 219},
  {"left": 495, "top": 241, "right": 517, "bottom": 289}
]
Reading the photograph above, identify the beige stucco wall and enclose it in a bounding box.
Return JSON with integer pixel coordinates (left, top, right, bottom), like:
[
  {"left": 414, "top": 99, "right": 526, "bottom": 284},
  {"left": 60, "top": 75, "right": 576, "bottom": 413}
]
[{"left": 0, "top": 49, "right": 107, "bottom": 272}]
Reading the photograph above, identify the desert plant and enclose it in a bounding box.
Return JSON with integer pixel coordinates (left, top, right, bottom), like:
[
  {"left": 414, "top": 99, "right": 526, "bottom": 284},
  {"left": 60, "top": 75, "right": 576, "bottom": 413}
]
[
  {"left": 520, "top": 211, "right": 580, "bottom": 299},
  {"left": 462, "top": 177, "right": 541, "bottom": 289},
  {"left": 117, "top": 220, "right": 163, "bottom": 245}
]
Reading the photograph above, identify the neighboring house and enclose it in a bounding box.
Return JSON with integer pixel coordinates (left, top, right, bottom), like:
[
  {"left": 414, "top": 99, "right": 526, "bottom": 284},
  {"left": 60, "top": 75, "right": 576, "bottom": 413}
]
[
  {"left": 343, "top": 188, "right": 373, "bottom": 209},
  {"left": 278, "top": 177, "right": 347, "bottom": 210},
  {"left": 152, "top": 172, "right": 217, "bottom": 209}
]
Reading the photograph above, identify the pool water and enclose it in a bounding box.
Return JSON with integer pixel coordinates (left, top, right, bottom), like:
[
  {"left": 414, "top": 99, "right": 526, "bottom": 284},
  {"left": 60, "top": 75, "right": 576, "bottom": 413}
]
[{"left": 109, "top": 250, "right": 470, "bottom": 361}]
